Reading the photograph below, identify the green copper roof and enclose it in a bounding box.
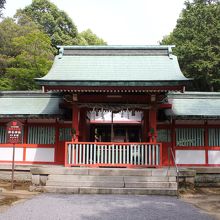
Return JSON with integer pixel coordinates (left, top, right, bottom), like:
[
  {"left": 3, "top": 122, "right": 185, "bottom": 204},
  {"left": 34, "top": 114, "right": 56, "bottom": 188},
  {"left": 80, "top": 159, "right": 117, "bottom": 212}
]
[
  {"left": 166, "top": 92, "right": 220, "bottom": 119},
  {"left": 0, "top": 91, "right": 62, "bottom": 118},
  {"left": 36, "top": 45, "right": 190, "bottom": 87}
]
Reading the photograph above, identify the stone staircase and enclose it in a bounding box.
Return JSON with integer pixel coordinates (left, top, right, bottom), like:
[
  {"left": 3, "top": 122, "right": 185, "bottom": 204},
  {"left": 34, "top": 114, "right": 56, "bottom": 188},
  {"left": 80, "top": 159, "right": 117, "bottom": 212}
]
[{"left": 31, "top": 167, "right": 177, "bottom": 196}]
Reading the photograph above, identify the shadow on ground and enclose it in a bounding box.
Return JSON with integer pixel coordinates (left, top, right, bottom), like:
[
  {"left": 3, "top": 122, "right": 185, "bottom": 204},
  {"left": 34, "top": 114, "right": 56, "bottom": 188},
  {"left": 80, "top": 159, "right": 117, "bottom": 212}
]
[{"left": 180, "top": 187, "right": 220, "bottom": 220}]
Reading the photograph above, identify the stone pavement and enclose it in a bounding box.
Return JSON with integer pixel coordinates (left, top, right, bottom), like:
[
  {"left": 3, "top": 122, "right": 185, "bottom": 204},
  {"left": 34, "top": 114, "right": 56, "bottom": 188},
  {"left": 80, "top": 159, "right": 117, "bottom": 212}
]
[{"left": 0, "top": 194, "right": 214, "bottom": 220}]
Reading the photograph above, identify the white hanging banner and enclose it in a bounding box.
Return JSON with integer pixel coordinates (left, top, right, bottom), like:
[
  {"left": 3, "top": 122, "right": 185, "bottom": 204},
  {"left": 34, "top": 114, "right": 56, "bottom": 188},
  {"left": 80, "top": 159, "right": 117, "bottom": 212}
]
[{"left": 88, "top": 110, "right": 143, "bottom": 124}]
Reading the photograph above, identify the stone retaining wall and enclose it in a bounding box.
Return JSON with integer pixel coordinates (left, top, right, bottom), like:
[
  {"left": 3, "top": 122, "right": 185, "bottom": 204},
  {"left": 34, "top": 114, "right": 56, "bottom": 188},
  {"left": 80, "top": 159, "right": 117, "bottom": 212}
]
[{"left": 192, "top": 168, "right": 220, "bottom": 187}]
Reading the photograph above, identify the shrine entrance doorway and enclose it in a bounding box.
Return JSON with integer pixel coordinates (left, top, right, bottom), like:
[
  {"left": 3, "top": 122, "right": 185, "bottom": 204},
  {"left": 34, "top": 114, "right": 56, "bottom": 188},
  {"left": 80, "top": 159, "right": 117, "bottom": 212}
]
[{"left": 89, "top": 124, "right": 142, "bottom": 143}]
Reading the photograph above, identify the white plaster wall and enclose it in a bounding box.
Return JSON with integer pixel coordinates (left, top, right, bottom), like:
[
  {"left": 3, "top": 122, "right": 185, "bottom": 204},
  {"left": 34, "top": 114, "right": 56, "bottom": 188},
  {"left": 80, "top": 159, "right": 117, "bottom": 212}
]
[
  {"left": 208, "top": 150, "right": 220, "bottom": 164},
  {"left": 176, "top": 150, "right": 206, "bottom": 164},
  {"left": 0, "top": 147, "right": 23, "bottom": 161},
  {"left": 26, "top": 148, "right": 54, "bottom": 162}
]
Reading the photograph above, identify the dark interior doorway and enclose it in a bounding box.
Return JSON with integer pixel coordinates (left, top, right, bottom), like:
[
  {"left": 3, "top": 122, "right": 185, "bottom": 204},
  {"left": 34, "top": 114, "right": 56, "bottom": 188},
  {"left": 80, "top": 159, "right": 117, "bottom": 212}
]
[{"left": 90, "top": 124, "right": 141, "bottom": 142}]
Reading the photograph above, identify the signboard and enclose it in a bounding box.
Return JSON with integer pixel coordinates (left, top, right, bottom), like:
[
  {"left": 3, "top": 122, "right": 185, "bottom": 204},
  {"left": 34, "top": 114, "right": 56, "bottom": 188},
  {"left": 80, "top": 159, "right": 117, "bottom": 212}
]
[
  {"left": 6, "top": 120, "right": 23, "bottom": 190},
  {"left": 6, "top": 120, "right": 23, "bottom": 144}
]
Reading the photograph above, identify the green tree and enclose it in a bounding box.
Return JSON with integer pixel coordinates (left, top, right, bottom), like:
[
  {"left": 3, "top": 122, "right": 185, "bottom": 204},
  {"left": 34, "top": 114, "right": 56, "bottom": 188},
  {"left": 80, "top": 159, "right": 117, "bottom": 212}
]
[
  {"left": 6, "top": 30, "right": 54, "bottom": 90},
  {"left": 161, "top": 0, "right": 220, "bottom": 91},
  {"left": 0, "top": 17, "right": 54, "bottom": 90},
  {"left": 0, "top": 1, "right": 107, "bottom": 91},
  {"left": 0, "top": 0, "right": 6, "bottom": 17},
  {"left": 0, "top": 18, "right": 21, "bottom": 88},
  {"left": 78, "top": 29, "right": 107, "bottom": 45},
  {"left": 0, "top": 18, "right": 27, "bottom": 57},
  {"left": 17, "top": 0, "right": 78, "bottom": 46}
]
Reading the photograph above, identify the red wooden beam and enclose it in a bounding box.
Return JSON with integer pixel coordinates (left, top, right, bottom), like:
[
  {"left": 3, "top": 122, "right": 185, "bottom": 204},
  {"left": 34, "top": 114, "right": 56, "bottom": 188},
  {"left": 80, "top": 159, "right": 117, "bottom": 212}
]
[{"left": 159, "top": 103, "right": 172, "bottom": 109}]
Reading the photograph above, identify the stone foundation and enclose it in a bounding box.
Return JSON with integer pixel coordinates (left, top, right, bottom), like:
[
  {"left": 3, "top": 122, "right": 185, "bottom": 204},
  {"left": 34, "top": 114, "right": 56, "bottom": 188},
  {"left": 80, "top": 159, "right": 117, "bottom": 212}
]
[{"left": 179, "top": 169, "right": 196, "bottom": 189}]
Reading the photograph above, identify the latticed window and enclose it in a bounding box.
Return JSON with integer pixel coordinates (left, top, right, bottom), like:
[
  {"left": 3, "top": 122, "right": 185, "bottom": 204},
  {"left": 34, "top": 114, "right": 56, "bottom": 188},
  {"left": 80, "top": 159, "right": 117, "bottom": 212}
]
[
  {"left": 208, "top": 128, "right": 220, "bottom": 146},
  {"left": 176, "top": 128, "right": 204, "bottom": 146},
  {"left": 28, "top": 126, "right": 55, "bottom": 144},
  {"left": 157, "top": 129, "right": 171, "bottom": 142},
  {"left": 59, "top": 128, "right": 72, "bottom": 141},
  {"left": 0, "top": 126, "right": 6, "bottom": 144}
]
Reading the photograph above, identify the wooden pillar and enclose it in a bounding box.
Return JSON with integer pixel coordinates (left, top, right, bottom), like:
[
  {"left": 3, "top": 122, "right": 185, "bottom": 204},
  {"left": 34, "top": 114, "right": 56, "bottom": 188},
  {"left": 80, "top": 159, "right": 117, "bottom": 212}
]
[
  {"left": 170, "top": 119, "right": 176, "bottom": 166},
  {"left": 204, "top": 120, "right": 208, "bottom": 147},
  {"left": 148, "top": 95, "right": 157, "bottom": 143},
  {"left": 111, "top": 111, "right": 114, "bottom": 142},
  {"left": 54, "top": 119, "right": 60, "bottom": 163},
  {"left": 72, "top": 103, "right": 80, "bottom": 142},
  {"left": 149, "top": 106, "right": 157, "bottom": 142},
  {"left": 79, "top": 108, "right": 87, "bottom": 141},
  {"left": 142, "top": 110, "right": 149, "bottom": 142},
  {"left": 171, "top": 119, "right": 176, "bottom": 148},
  {"left": 23, "top": 119, "right": 28, "bottom": 162},
  {"left": 204, "top": 120, "right": 209, "bottom": 165}
]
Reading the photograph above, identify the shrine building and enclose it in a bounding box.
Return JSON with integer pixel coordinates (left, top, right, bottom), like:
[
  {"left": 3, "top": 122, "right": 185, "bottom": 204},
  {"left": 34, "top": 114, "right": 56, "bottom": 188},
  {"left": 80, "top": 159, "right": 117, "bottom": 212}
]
[{"left": 0, "top": 45, "right": 219, "bottom": 167}]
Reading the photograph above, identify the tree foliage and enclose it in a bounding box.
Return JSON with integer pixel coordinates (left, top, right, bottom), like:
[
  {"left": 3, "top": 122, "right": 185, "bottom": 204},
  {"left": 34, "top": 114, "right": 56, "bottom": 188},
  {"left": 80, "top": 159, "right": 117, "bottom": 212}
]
[
  {"left": 161, "top": 0, "right": 220, "bottom": 91},
  {"left": 0, "top": 18, "right": 54, "bottom": 90},
  {"left": 78, "top": 29, "right": 107, "bottom": 45},
  {"left": 0, "top": 0, "right": 107, "bottom": 91},
  {"left": 17, "top": 0, "right": 78, "bottom": 46},
  {"left": 0, "top": 0, "right": 5, "bottom": 17}
]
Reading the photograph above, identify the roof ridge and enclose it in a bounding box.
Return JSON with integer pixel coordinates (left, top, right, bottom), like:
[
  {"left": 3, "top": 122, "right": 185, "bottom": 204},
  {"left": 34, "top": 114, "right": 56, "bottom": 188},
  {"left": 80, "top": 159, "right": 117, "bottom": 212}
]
[
  {"left": 57, "top": 45, "right": 174, "bottom": 58},
  {"left": 57, "top": 45, "right": 175, "bottom": 50}
]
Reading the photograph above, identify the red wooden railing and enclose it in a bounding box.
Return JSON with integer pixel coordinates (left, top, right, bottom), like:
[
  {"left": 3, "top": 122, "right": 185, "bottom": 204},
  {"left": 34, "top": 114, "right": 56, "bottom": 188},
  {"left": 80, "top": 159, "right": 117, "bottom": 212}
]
[{"left": 65, "top": 142, "right": 162, "bottom": 168}]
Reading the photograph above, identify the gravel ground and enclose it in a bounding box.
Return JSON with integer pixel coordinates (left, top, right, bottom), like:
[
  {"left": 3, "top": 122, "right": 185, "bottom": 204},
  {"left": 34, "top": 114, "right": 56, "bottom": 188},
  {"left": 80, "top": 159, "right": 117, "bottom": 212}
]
[
  {"left": 180, "top": 188, "right": 220, "bottom": 220},
  {"left": 0, "top": 194, "right": 214, "bottom": 220}
]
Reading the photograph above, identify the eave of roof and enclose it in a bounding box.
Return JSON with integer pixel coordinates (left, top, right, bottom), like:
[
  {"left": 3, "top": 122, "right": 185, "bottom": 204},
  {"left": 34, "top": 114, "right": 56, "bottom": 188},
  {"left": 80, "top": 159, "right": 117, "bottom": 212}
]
[
  {"left": 0, "top": 91, "right": 63, "bottom": 118},
  {"left": 166, "top": 92, "right": 220, "bottom": 119},
  {"left": 0, "top": 90, "right": 60, "bottom": 98},
  {"left": 37, "top": 80, "right": 189, "bottom": 87},
  {"left": 168, "top": 91, "right": 220, "bottom": 99},
  {"left": 0, "top": 114, "right": 61, "bottom": 119}
]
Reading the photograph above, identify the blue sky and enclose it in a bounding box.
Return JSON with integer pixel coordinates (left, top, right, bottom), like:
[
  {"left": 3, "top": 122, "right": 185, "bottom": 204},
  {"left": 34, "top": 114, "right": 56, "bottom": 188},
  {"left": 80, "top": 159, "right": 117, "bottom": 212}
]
[{"left": 3, "top": 0, "right": 186, "bottom": 45}]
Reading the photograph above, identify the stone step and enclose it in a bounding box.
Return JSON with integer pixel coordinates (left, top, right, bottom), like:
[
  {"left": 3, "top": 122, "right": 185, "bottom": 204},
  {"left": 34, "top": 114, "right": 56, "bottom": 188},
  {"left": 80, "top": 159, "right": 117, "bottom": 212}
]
[
  {"left": 48, "top": 175, "right": 124, "bottom": 182},
  {"left": 124, "top": 182, "right": 177, "bottom": 189},
  {"left": 86, "top": 169, "right": 176, "bottom": 177},
  {"left": 31, "top": 167, "right": 176, "bottom": 177},
  {"left": 46, "top": 180, "right": 177, "bottom": 189},
  {"left": 124, "top": 176, "right": 176, "bottom": 182},
  {"left": 35, "top": 167, "right": 178, "bottom": 196},
  {"left": 42, "top": 186, "right": 177, "bottom": 196},
  {"left": 48, "top": 175, "right": 176, "bottom": 182},
  {"left": 46, "top": 180, "right": 124, "bottom": 188}
]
